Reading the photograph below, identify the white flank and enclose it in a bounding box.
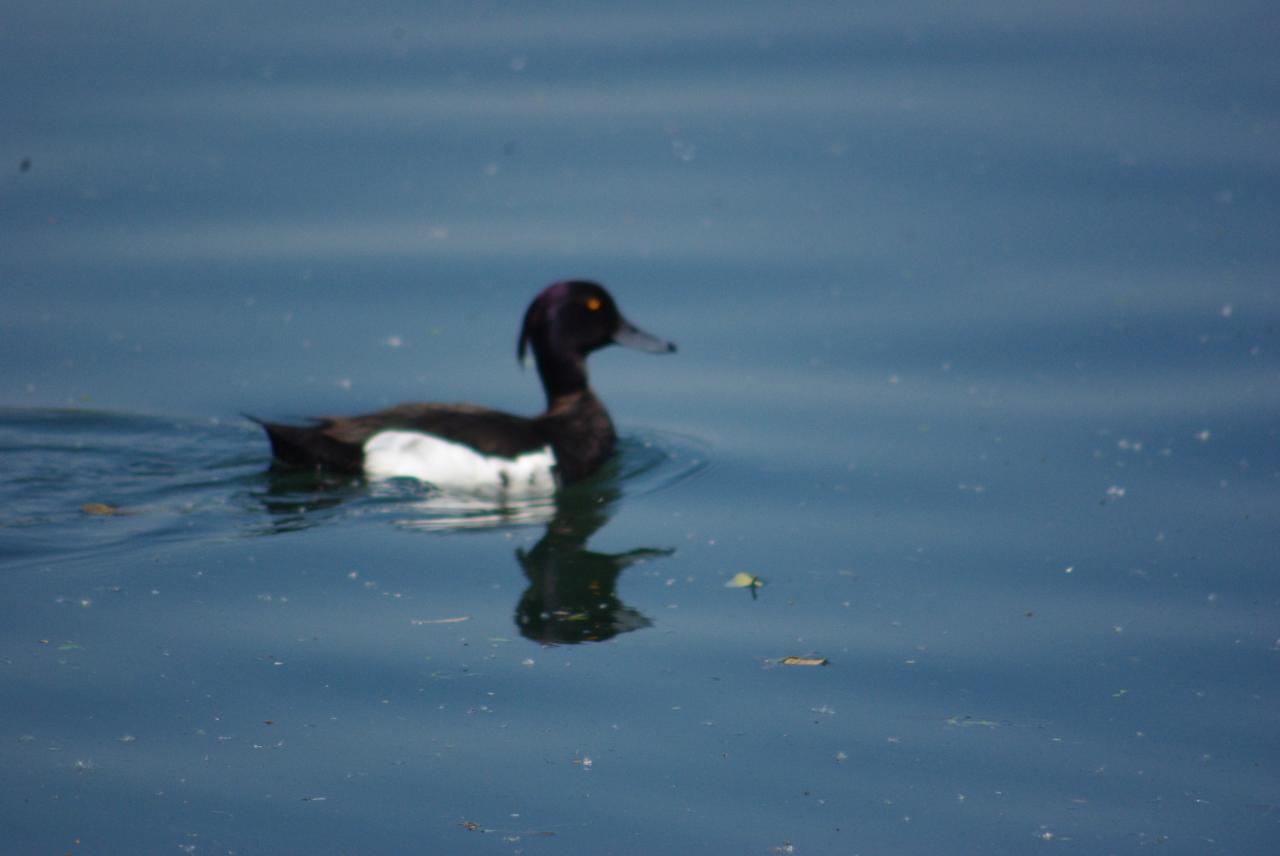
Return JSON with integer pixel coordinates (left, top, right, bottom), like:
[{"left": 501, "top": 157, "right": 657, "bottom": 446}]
[{"left": 362, "top": 430, "right": 558, "bottom": 497}]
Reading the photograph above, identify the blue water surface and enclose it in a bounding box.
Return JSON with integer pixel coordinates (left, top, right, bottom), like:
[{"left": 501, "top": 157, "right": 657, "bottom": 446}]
[{"left": 3, "top": 2, "right": 1279, "bottom": 854}]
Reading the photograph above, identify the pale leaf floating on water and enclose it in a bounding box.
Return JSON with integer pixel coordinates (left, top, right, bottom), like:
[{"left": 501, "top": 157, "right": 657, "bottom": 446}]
[
  {"left": 779, "top": 656, "right": 828, "bottom": 667},
  {"left": 724, "top": 572, "right": 763, "bottom": 589}
]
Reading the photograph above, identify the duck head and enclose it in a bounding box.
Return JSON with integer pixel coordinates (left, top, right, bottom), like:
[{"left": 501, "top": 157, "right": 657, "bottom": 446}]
[{"left": 517, "top": 280, "right": 676, "bottom": 401}]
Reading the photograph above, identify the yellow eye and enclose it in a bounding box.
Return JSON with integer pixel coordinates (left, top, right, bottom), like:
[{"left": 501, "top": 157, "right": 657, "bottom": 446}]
[{"left": 585, "top": 297, "right": 602, "bottom": 311}]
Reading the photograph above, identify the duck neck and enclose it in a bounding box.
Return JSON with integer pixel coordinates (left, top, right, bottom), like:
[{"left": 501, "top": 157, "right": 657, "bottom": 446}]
[{"left": 534, "top": 348, "right": 589, "bottom": 407}]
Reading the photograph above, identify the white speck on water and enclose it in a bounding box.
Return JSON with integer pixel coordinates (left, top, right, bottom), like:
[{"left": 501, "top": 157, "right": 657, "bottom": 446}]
[
  {"left": 384, "top": 335, "right": 403, "bottom": 348},
  {"left": 1064, "top": 566, "right": 1074, "bottom": 574},
  {"left": 835, "top": 751, "right": 848, "bottom": 762},
  {"left": 1105, "top": 485, "right": 1126, "bottom": 499},
  {"left": 521, "top": 658, "right": 535, "bottom": 668},
  {"left": 336, "top": 378, "right": 352, "bottom": 390},
  {"left": 1195, "top": 429, "right": 1212, "bottom": 442},
  {"left": 1220, "top": 302, "right": 1234, "bottom": 316}
]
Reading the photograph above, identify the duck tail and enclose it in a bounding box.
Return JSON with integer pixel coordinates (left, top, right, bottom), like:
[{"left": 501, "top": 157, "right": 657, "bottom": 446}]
[{"left": 243, "top": 413, "right": 363, "bottom": 473}]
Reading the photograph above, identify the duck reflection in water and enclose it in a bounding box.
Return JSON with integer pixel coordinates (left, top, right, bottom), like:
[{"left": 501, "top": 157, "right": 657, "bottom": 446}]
[
  {"left": 249, "top": 466, "right": 674, "bottom": 644},
  {"left": 515, "top": 483, "right": 672, "bottom": 644}
]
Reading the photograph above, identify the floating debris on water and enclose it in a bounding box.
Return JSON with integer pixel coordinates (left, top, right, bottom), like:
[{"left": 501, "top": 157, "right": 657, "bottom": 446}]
[
  {"left": 945, "top": 715, "right": 1000, "bottom": 728},
  {"left": 726, "top": 572, "right": 764, "bottom": 599},
  {"left": 778, "top": 656, "right": 828, "bottom": 667},
  {"left": 460, "top": 819, "right": 555, "bottom": 837},
  {"left": 725, "top": 572, "right": 763, "bottom": 589},
  {"left": 81, "top": 502, "right": 130, "bottom": 516}
]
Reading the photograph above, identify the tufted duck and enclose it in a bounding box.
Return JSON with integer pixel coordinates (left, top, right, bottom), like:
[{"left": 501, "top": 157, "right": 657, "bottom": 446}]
[{"left": 251, "top": 280, "right": 675, "bottom": 495}]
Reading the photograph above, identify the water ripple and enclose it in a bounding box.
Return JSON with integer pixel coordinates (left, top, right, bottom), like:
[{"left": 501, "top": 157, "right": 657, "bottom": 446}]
[{"left": 0, "top": 408, "right": 710, "bottom": 558}]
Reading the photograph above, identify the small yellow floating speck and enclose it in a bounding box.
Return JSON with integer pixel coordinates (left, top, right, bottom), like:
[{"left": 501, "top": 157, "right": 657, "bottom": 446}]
[{"left": 780, "top": 656, "right": 828, "bottom": 667}]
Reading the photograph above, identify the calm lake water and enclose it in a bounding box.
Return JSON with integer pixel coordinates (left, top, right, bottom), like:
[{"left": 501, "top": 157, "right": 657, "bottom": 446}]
[{"left": 3, "top": 2, "right": 1279, "bottom": 854}]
